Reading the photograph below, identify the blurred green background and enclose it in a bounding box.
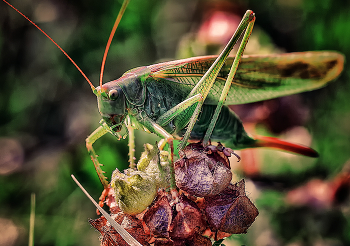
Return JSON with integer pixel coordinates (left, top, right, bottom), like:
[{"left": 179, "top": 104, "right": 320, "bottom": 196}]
[{"left": 0, "top": 0, "right": 349, "bottom": 245}]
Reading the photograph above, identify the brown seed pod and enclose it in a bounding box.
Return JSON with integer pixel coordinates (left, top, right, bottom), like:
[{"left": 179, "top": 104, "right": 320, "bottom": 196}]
[
  {"left": 174, "top": 142, "right": 232, "bottom": 197},
  {"left": 187, "top": 233, "right": 212, "bottom": 246},
  {"left": 89, "top": 210, "right": 150, "bottom": 246},
  {"left": 143, "top": 191, "right": 206, "bottom": 241},
  {"left": 153, "top": 238, "right": 174, "bottom": 246},
  {"left": 204, "top": 180, "right": 259, "bottom": 234},
  {"left": 169, "top": 194, "right": 206, "bottom": 239},
  {"left": 143, "top": 191, "right": 173, "bottom": 238},
  {"left": 153, "top": 233, "right": 211, "bottom": 246}
]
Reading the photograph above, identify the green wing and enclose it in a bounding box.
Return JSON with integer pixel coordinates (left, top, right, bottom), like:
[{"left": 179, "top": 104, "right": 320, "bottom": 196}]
[{"left": 148, "top": 51, "right": 344, "bottom": 105}]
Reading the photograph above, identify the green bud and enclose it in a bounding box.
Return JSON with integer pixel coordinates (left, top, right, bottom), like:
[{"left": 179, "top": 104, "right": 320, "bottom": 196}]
[
  {"left": 111, "top": 168, "right": 157, "bottom": 215},
  {"left": 137, "top": 144, "right": 171, "bottom": 189}
]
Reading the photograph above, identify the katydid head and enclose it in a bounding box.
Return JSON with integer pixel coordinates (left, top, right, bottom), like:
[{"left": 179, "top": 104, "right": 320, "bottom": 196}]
[
  {"left": 96, "top": 82, "right": 126, "bottom": 132},
  {"left": 95, "top": 68, "right": 149, "bottom": 132}
]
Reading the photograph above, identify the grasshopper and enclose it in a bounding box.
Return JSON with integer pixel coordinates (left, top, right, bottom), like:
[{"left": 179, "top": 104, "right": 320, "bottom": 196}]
[{"left": 3, "top": 0, "right": 344, "bottom": 191}]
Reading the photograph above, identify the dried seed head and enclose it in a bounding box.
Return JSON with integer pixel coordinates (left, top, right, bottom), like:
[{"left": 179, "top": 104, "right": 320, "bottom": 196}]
[
  {"left": 174, "top": 142, "right": 232, "bottom": 197},
  {"left": 143, "top": 192, "right": 173, "bottom": 238},
  {"left": 169, "top": 194, "right": 206, "bottom": 239},
  {"left": 143, "top": 191, "right": 206, "bottom": 241},
  {"left": 111, "top": 168, "right": 157, "bottom": 215},
  {"left": 153, "top": 233, "right": 212, "bottom": 246},
  {"left": 204, "top": 180, "right": 259, "bottom": 234},
  {"left": 89, "top": 211, "right": 150, "bottom": 246},
  {"left": 188, "top": 233, "right": 212, "bottom": 246},
  {"left": 94, "top": 142, "right": 258, "bottom": 244}
]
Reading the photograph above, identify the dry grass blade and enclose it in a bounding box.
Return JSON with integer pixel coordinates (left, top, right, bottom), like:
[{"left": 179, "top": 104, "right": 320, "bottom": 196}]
[
  {"left": 71, "top": 175, "right": 142, "bottom": 246},
  {"left": 28, "top": 193, "right": 35, "bottom": 246}
]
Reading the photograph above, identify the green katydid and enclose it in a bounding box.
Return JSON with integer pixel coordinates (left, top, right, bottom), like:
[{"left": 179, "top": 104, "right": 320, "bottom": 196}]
[
  {"left": 84, "top": 1, "right": 344, "bottom": 187},
  {"left": 4, "top": 0, "right": 344, "bottom": 191}
]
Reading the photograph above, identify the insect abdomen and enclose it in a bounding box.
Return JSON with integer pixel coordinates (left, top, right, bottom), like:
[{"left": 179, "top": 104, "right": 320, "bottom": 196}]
[{"left": 183, "top": 105, "right": 256, "bottom": 148}]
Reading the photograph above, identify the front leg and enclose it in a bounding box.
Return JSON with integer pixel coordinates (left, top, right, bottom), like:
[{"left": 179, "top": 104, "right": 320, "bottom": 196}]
[
  {"left": 137, "top": 111, "right": 178, "bottom": 198},
  {"left": 86, "top": 120, "right": 122, "bottom": 211},
  {"left": 86, "top": 125, "right": 109, "bottom": 189},
  {"left": 125, "top": 115, "right": 136, "bottom": 169}
]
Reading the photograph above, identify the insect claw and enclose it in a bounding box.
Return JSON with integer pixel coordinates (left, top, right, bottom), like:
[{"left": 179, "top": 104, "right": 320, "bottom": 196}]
[
  {"left": 233, "top": 152, "right": 241, "bottom": 162},
  {"left": 225, "top": 148, "right": 241, "bottom": 162}
]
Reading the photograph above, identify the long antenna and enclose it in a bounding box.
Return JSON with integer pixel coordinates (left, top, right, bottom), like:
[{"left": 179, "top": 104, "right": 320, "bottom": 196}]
[
  {"left": 3, "top": 0, "right": 96, "bottom": 92},
  {"left": 99, "top": 0, "right": 130, "bottom": 89}
]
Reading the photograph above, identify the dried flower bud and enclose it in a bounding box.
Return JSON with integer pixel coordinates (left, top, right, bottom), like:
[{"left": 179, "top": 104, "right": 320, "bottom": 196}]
[
  {"left": 204, "top": 180, "right": 259, "bottom": 234},
  {"left": 153, "top": 233, "right": 211, "bottom": 246},
  {"left": 174, "top": 142, "right": 232, "bottom": 197},
  {"left": 137, "top": 143, "right": 171, "bottom": 189},
  {"left": 143, "top": 192, "right": 173, "bottom": 238},
  {"left": 89, "top": 211, "right": 150, "bottom": 246},
  {"left": 188, "top": 233, "right": 212, "bottom": 246},
  {"left": 143, "top": 191, "right": 206, "bottom": 240},
  {"left": 169, "top": 194, "right": 206, "bottom": 239},
  {"left": 111, "top": 168, "right": 157, "bottom": 215},
  {"left": 153, "top": 238, "right": 173, "bottom": 246}
]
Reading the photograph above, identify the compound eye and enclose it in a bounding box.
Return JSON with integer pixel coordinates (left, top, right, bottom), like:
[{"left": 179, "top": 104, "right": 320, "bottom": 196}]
[{"left": 108, "top": 89, "right": 119, "bottom": 100}]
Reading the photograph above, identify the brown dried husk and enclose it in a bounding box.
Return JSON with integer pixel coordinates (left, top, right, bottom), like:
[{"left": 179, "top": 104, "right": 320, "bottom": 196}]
[{"left": 174, "top": 143, "right": 232, "bottom": 197}]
